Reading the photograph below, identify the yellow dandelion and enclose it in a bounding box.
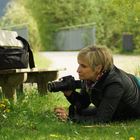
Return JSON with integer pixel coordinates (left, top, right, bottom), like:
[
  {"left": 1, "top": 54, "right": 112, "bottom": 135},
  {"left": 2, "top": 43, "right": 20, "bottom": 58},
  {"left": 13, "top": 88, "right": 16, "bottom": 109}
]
[
  {"left": 0, "top": 103, "right": 6, "bottom": 108},
  {"left": 4, "top": 109, "right": 10, "bottom": 113},
  {"left": 129, "top": 136, "right": 135, "bottom": 140}
]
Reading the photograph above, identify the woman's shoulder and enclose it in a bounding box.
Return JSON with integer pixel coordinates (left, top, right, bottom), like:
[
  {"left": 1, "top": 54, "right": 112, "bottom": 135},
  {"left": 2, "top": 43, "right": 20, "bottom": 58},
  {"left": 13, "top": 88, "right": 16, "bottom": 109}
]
[
  {"left": 105, "top": 65, "right": 136, "bottom": 87},
  {"left": 106, "top": 66, "right": 123, "bottom": 81}
]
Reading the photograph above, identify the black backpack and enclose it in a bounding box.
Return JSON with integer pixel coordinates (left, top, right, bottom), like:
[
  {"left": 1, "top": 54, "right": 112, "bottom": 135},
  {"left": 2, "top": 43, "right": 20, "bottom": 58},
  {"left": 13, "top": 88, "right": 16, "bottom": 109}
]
[{"left": 0, "top": 36, "right": 35, "bottom": 70}]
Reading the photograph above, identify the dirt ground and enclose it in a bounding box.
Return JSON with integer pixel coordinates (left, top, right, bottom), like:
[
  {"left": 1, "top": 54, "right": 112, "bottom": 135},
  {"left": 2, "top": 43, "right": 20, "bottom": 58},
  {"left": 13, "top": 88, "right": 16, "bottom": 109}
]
[{"left": 114, "top": 54, "right": 140, "bottom": 75}]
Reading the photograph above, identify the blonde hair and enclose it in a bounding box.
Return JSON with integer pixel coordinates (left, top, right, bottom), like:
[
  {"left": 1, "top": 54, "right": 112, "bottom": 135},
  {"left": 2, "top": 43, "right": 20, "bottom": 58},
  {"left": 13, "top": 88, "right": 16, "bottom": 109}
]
[{"left": 78, "top": 45, "right": 113, "bottom": 72}]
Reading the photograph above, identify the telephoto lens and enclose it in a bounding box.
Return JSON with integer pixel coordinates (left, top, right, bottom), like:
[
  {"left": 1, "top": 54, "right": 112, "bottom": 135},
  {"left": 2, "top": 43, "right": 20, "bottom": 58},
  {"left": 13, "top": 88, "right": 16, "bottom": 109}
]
[{"left": 47, "top": 75, "right": 81, "bottom": 92}]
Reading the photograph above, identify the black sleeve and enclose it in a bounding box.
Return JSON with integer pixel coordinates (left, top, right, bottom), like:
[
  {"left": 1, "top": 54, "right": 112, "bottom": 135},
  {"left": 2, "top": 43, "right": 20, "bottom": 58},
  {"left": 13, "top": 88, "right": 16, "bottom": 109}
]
[
  {"left": 73, "top": 83, "right": 124, "bottom": 123},
  {"left": 65, "top": 88, "right": 91, "bottom": 110},
  {"left": 95, "top": 83, "right": 124, "bottom": 122}
]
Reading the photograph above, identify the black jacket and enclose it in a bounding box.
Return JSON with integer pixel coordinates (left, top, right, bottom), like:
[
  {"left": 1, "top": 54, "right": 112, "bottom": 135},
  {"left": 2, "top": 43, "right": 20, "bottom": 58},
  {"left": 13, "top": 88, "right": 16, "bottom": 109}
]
[{"left": 66, "top": 66, "right": 140, "bottom": 123}]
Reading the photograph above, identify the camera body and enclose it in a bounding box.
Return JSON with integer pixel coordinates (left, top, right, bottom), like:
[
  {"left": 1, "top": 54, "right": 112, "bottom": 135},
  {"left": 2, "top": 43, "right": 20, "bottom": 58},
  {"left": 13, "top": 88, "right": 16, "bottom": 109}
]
[{"left": 47, "top": 75, "right": 81, "bottom": 92}]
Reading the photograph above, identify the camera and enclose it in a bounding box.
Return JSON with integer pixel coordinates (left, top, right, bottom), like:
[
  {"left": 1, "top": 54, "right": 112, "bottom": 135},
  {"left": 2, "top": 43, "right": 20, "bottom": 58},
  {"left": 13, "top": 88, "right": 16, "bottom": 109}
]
[{"left": 47, "top": 75, "right": 81, "bottom": 92}]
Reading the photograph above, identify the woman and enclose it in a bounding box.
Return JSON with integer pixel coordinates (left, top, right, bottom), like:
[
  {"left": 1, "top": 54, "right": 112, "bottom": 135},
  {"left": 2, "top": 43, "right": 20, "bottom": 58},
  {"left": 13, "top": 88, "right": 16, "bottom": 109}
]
[{"left": 54, "top": 45, "right": 140, "bottom": 123}]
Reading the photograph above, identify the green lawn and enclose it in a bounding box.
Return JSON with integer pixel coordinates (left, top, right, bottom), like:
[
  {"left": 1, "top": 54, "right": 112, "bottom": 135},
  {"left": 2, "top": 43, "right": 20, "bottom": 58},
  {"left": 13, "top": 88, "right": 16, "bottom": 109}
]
[{"left": 0, "top": 88, "right": 139, "bottom": 140}]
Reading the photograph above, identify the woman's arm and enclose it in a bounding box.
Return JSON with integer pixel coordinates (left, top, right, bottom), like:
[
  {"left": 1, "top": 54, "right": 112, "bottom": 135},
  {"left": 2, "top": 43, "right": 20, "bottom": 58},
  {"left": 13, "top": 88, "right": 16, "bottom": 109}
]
[
  {"left": 69, "top": 83, "right": 124, "bottom": 123},
  {"left": 84, "top": 83, "right": 124, "bottom": 123},
  {"left": 64, "top": 88, "right": 91, "bottom": 110}
]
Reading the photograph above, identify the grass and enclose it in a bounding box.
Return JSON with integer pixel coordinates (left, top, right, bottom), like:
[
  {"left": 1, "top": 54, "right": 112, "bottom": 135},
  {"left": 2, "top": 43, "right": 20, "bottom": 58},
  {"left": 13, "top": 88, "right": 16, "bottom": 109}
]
[
  {"left": 0, "top": 52, "right": 140, "bottom": 140},
  {"left": 0, "top": 89, "right": 140, "bottom": 140}
]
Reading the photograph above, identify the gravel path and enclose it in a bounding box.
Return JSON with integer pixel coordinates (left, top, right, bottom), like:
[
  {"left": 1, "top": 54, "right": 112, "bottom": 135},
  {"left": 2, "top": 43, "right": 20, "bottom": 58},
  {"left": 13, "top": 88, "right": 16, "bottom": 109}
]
[{"left": 41, "top": 52, "right": 140, "bottom": 79}]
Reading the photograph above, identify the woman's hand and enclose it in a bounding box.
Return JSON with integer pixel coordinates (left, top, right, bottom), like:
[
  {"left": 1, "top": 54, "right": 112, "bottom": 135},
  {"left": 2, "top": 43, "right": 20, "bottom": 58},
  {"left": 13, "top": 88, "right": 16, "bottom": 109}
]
[
  {"left": 63, "top": 90, "right": 73, "bottom": 97},
  {"left": 54, "top": 107, "right": 68, "bottom": 122}
]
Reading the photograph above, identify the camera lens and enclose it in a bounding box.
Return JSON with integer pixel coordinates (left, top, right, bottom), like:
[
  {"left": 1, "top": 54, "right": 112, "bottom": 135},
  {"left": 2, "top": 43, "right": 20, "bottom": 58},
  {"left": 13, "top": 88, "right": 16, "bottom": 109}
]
[
  {"left": 48, "top": 82, "right": 55, "bottom": 92},
  {"left": 47, "top": 75, "right": 81, "bottom": 92},
  {"left": 48, "top": 81, "right": 65, "bottom": 92}
]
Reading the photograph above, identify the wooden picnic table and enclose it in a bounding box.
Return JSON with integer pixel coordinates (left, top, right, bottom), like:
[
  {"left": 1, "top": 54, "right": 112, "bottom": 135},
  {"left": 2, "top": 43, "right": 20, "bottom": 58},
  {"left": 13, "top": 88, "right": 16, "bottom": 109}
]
[{"left": 0, "top": 68, "right": 59, "bottom": 102}]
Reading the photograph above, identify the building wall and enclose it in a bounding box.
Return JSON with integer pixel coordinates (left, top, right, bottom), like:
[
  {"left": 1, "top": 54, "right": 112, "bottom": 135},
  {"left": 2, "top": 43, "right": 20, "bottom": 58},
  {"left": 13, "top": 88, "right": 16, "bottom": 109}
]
[{"left": 54, "top": 25, "right": 96, "bottom": 51}]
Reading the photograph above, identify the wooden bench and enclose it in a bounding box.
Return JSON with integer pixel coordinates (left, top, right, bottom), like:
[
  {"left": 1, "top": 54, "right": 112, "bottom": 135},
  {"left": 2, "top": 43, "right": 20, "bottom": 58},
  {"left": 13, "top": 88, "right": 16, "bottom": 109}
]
[
  {"left": 0, "top": 68, "right": 59, "bottom": 102},
  {"left": 0, "top": 30, "right": 61, "bottom": 102},
  {"left": 20, "top": 68, "right": 59, "bottom": 94}
]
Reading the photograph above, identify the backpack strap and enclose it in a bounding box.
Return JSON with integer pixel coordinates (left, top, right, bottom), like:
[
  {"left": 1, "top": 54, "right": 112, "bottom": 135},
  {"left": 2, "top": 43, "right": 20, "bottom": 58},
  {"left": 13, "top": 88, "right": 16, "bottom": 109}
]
[{"left": 16, "top": 36, "right": 35, "bottom": 68}]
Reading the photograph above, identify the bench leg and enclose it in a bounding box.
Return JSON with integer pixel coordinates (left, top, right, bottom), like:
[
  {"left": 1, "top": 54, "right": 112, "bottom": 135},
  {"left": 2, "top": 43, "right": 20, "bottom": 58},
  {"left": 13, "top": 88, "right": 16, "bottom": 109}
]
[
  {"left": 2, "top": 85, "right": 17, "bottom": 103},
  {"left": 1, "top": 73, "right": 27, "bottom": 103},
  {"left": 36, "top": 73, "right": 58, "bottom": 95},
  {"left": 37, "top": 77, "right": 48, "bottom": 95}
]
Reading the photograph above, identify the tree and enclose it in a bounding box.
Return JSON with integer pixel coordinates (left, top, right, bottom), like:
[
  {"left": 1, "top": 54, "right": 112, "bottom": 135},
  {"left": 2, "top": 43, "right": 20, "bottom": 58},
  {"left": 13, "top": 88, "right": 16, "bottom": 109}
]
[
  {"left": 0, "top": 0, "right": 42, "bottom": 51},
  {"left": 20, "top": 0, "right": 95, "bottom": 50},
  {"left": 1, "top": 0, "right": 140, "bottom": 51}
]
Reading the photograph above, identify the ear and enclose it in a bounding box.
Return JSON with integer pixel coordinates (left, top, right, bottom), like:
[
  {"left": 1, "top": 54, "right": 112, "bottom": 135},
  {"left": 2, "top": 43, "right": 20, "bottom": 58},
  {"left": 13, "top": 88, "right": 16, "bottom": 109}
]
[{"left": 95, "top": 65, "right": 103, "bottom": 74}]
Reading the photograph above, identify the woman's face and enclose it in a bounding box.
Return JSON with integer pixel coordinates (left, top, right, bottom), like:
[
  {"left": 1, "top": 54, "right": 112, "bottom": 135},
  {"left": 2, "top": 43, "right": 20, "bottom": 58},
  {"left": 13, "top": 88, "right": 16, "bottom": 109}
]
[{"left": 77, "top": 56, "right": 101, "bottom": 81}]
